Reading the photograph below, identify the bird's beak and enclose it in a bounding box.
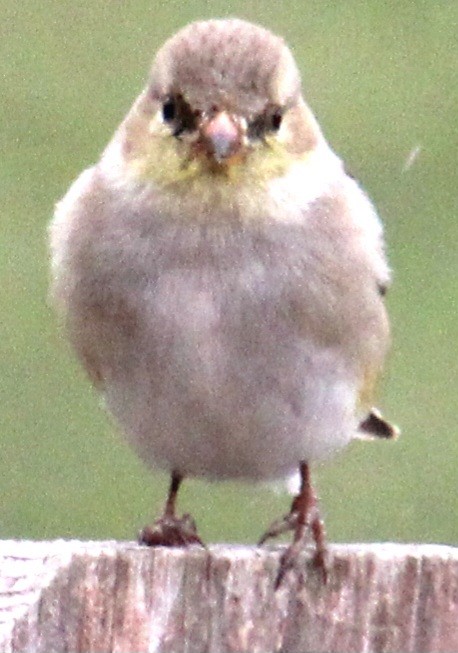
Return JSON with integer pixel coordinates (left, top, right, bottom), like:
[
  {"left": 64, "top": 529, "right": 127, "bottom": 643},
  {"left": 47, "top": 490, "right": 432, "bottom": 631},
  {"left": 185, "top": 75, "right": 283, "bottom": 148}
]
[{"left": 198, "top": 111, "right": 245, "bottom": 165}]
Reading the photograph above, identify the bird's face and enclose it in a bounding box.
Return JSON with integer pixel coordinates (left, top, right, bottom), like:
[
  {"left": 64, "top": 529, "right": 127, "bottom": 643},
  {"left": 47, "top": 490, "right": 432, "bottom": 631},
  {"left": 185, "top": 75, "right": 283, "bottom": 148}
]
[{"left": 118, "top": 20, "right": 321, "bottom": 195}]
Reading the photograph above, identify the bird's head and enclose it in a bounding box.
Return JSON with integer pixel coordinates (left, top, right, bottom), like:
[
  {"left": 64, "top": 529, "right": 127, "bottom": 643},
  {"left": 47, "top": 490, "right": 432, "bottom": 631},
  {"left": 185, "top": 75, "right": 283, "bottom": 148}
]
[{"left": 111, "top": 19, "right": 323, "bottom": 197}]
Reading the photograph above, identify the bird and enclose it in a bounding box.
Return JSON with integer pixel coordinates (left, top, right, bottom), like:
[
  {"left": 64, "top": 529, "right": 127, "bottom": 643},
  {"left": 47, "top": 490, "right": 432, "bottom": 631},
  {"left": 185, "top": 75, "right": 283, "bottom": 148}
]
[{"left": 49, "top": 18, "right": 398, "bottom": 587}]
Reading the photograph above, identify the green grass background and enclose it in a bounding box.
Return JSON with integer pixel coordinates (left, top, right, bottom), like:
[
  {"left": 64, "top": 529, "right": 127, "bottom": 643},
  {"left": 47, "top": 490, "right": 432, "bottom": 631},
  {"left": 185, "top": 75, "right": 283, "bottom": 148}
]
[{"left": 1, "top": 0, "right": 456, "bottom": 546}]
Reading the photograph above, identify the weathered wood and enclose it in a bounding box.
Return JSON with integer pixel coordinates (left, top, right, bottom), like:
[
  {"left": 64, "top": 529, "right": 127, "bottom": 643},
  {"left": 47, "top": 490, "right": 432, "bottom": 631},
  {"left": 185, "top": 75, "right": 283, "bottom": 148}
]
[{"left": 0, "top": 541, "right": 456, "bottom": 652}]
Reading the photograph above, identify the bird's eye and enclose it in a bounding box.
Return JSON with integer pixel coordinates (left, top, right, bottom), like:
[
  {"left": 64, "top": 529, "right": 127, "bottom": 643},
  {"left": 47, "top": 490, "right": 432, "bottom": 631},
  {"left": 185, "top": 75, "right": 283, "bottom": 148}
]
[
  {"left": 248, "top": 107, "right": 284, "bottom": 140},
  {"left": 271, "top": 110, "right": 283, "bottom": 131},
  {"left": 160, "top": 95, "right": 198, "bottom": 137},
  {"left": 162, "top": 99, "right": 176, "bottom": 123}
]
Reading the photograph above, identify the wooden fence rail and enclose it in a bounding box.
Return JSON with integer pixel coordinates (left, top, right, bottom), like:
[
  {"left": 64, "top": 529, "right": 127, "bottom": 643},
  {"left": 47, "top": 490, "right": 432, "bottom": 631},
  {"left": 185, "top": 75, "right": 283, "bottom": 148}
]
[{"left": 0, "top": 540, "right": 456, "bottom": 652}]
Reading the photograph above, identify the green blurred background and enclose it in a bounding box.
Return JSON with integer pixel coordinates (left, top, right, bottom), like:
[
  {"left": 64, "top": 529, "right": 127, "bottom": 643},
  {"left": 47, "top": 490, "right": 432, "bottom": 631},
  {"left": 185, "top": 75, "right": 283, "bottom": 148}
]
[{"left": 1, "top": 1, "right": 456, "bottom": 547}]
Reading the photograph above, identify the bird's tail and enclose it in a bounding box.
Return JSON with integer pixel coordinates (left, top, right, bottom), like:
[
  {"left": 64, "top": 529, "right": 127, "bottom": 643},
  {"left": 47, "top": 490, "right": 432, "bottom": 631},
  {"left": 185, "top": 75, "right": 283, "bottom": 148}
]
[{"left": 356, "top": 407, "right": 400, "bottom": 440}]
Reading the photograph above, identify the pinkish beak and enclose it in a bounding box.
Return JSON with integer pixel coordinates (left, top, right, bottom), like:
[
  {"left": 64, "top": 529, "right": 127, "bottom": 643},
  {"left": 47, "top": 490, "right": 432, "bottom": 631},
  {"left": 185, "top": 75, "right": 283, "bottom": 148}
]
[{"left": 199, "top": 111, "right": 244, "bottom": 163}]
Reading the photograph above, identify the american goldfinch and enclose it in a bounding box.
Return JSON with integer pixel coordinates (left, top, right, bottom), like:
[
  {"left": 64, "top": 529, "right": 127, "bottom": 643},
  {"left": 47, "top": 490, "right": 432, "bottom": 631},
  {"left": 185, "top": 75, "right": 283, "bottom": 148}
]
[{"left": 50, "top": 18, "right": 397, "bottom": 586}]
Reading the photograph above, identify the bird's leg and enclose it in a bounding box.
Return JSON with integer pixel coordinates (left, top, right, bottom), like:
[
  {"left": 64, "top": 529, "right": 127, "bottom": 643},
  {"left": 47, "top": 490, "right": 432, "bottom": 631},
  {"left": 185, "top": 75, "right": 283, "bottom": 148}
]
[
  {"left": 163, "top": 470, "right": 183, "bottom": 517},
  {"left": 258, "top": 462, "right": 328, "bottom": 588},
  {"left": 138, "top": 471, "right": 205, "bottom": 547}
]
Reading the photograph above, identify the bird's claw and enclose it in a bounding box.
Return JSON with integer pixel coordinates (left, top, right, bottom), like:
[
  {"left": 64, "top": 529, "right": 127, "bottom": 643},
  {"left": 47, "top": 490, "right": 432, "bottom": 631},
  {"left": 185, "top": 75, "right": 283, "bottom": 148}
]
[
  {"left": 257, "top": 510, "right": 299, "bottom": 545},
  {"left": 274, "top": 540, "right": 328, "bottom": 589},
  {"left": 138, "top": 513, "right": 205, "bottom": 548}
]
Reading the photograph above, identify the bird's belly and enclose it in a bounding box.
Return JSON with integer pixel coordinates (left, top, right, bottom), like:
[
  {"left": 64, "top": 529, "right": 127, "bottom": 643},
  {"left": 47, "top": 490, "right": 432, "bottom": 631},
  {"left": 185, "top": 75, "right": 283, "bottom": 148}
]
[
  {"left": 102, "top": 286, "right": 358, "bottom": 480},
  {"left": 71, "top": 209, "right": 377, "bottom": 481}
]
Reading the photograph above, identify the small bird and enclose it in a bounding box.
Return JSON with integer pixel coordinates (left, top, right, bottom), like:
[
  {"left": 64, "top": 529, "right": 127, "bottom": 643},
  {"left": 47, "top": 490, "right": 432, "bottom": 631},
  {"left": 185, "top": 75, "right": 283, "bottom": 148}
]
[{"left": 49, "top": 18, "right": 397, "bottom": 586}]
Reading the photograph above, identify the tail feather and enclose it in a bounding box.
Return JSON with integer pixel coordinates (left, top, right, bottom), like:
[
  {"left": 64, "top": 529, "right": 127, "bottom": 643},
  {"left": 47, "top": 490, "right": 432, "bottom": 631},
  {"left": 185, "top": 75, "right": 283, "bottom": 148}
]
[{"left": 357, "top": 407, "right": 400, "bottom": 440}]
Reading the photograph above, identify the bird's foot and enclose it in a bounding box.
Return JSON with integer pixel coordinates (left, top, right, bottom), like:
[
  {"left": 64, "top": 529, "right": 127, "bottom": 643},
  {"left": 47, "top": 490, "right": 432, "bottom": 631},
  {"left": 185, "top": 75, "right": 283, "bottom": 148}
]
[
  {"left": 259, "top": 508, "right": 327, "bottom": 587},
  {"left": 138, "top": 513, "right": 205, "bottom": 548},
  {"left": 274, "top": 529, "right": 328, "bottom": 589},
  {"left": 258, "top": 463, "right": 328, "bottom": 588}
]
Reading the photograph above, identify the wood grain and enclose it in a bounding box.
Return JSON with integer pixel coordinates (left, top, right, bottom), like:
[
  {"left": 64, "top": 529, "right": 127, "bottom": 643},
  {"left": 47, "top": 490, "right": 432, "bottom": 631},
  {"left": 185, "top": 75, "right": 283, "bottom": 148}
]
[{"left": 0, "top": 541, "right": 456, "bottom": 652}]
